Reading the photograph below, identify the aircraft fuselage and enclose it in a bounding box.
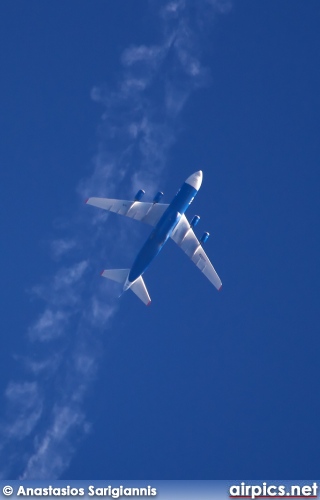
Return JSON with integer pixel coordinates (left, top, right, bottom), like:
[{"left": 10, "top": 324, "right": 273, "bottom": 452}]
[{"left": 126, "top": 174, "right": 201, "bottom": 287}]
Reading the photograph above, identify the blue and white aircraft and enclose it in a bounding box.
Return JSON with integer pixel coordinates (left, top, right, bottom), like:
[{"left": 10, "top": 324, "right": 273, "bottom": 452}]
[{"left": 86, "top": 171, "right": 222, "bottom": 305}]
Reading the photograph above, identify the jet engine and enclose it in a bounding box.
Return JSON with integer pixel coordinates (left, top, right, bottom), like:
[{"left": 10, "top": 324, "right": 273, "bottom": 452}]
[
  {"left": 134, "top": 189, "right": 145, "bottom": 201},
  {"left": 200, "top": 232, "right": 210, "bottom": 244},
  {"left": 153, "top": 191, "right": 164, "bottom": 204},
  {"left": 190, "top": 215, "right": 200, "bottom": 228}
]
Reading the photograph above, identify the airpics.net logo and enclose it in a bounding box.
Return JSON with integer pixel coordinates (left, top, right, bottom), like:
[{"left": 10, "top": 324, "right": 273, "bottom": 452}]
[{"left": 229, "top": 482, "right": 318, "bottom": 499}]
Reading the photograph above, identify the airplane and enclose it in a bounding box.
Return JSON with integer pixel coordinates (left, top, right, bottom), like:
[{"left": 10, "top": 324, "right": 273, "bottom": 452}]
[{"left": 86, "top": 170, "right": 222, "bottom": 305}]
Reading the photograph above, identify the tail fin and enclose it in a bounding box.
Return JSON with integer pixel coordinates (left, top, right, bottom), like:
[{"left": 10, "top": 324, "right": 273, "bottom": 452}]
[{"left": 101, "top": 269, "right": 151, "bottom": 306}]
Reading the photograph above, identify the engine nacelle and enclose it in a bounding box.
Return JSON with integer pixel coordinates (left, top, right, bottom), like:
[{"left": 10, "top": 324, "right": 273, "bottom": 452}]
[
  {"left": 190, "top": 215, "right": 200, "bottom": 228},
  {"left": 200, "top": 232, "right": 210, "bottom": 244},
  {"left": 153, "top": 191, "right": 164, "bottom": 204},
  {"left": 134, "top": 189, "right": 145, "bottom": 201}
]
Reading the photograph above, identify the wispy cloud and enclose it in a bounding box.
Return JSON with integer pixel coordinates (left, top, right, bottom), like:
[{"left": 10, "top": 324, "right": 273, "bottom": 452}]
[
  {"left": 0, "top": 0, "right": 231, "bottom": 479},
  {"left": 28, "top": 309, "right": 69, "bottom": 342},
  {"left": 4, "top": 382, "right": 43, "bottom": 440},
  {"left": 50, "top": 239, "right": 77, "bottom": 260},
  {"left": 21, "top": 405, "right": 89, "bottom": 479}
]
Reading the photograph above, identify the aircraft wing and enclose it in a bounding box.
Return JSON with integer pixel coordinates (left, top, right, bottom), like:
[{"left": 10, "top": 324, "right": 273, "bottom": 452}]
[
  {"left": 171, "top": 214, "right": 222, "bottom": 290},
  {"left": 86, "top": 197, "right": 169, "bottom": 227}
]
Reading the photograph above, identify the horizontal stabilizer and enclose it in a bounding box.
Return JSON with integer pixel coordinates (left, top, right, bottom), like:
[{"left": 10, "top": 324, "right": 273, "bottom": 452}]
[
  {"left": 131, "top": 276, "right": 151, "bottom": 306},
  {"left": 101, "top": 269, "right": 151, "bottom": 306},
  {"left": 101, "top": 268, "right": 129, "bottom": 284}
]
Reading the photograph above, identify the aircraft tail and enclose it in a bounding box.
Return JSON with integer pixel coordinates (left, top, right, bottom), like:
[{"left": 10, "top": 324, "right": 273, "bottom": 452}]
[{"left": 101, "top": 269, "right": 151, "bottom": 306}]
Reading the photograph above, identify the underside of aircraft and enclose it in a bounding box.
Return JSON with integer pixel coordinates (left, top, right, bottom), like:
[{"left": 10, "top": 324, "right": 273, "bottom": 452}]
[{"left": 86, "top": 171, "right": 222, "bottom": 305}]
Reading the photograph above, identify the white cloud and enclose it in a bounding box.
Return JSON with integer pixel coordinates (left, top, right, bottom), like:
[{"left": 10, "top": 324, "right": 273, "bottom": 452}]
[
  {"left": 21, "top": 405, "right": 88, "bottom": 479},
  {"left": 162, "top": 0, "right": 186, "bottom": 18},
  {"left": 88, "top": 296, "right": 117, "bottom": 327},
  {"left": 4, "top": 382, "right": 43, "bottom": 440},
  {"left": 52, "top": 261, "right": 88, "bottom": 290},
  {"left": 51, "top": 239, "right": 76, "bottom": 260},
  {"left": 121, "top": 45, "right": 163, "bottom": 67},
  {"left": 205, "top": 0, "right": 232, "bottom": 13},
  {"left": 28, "top": 309, "right": 68, "bottom": 342},
  {"left": 24, "top": 356, "right": 61, "bottom": 376},
  {"left": 121, "top": 78, "right": 148, "bottom": 94}
]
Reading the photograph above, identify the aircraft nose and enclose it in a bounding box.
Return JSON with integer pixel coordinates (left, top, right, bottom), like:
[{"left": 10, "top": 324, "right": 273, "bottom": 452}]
[{"left": 185, "top": 170, "right": 203, "bottom": 190}]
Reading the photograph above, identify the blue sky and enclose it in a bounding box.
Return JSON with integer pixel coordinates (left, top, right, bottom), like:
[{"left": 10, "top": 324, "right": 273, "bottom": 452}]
[{"left": 0, "top": 0, "right": 320, "bottom": 479}]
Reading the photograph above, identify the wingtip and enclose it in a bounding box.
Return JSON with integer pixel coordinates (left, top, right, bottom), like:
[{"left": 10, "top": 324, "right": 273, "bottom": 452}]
[
  {"left": 100, "top": 270, "right": 105, "bottom": 276},
  {"left": 218, "top": 284, "right": 222, "bottom": 291},
  {"left": 147, "top": 300, "right": 151, "bottom": 306},
  {"left": 85, "top": 198, "right": 89, "bottom": 204}
]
